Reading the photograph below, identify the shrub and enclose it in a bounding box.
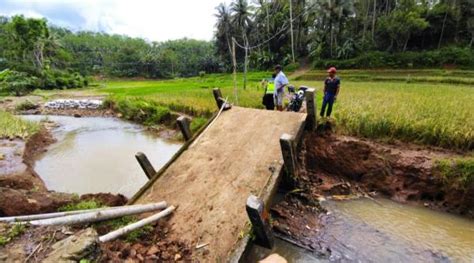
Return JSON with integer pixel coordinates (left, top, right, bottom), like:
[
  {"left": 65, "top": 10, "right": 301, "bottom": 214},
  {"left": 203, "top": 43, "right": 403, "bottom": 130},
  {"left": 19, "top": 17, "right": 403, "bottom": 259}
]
[
  {"left": 284, "top": 62, "right": 299, "bottom": 72},
  {"left": 106, "top": 97, "right": 171, "bottom": 125},
  {"left": 313, "top": 47, "right": 474, "bottom": 69},
  {"left": 15, "top": 100, "right": 38, "bottom": 111},
  {"left": 58, "top": 200, "right": 104, "bottom": 212},
  {"left": 1, "top": 70, "right": 39, "bottom": 96},
  {"left": 0, "top": 224, "right": 26, "bottom": 246}
]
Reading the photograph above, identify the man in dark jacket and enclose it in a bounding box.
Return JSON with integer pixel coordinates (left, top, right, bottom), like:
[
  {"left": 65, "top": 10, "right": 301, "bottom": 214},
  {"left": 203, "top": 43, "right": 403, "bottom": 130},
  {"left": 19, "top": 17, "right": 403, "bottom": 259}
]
[{"left": 320, "top": 67, "right": 340, "bottom": 118}]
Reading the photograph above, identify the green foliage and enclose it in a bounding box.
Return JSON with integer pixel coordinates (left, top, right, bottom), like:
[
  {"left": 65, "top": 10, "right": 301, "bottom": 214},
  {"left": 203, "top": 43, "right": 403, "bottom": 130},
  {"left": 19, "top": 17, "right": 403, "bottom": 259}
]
[
  {"left": 377, "top": 0, "right": 429, "bottom": 51},
  {"left": 1, "top": 70, "right": 39, "bottom": 96},
  {"left": 15, "top": 100, "right": 38, "bottom": 111},
  {"left": 97, "top": 216, "right": 154, "bottom": 243},
  {"left": 58, "top": 200, "right": 104, "bottom": 212},
  {"left": 434, "top": 158, "right": 474, "bottom": 189},
  {"left": 190, "top": 117, "right": 208, "bottom": 133},
  {"left": 0, "top": 224, "right": 26, "bottom": 246},
  {"left": 0, "top": 110, "right": 39, "bottom": 138},
  {"left": 105, "top": 97, "right": 171, "bottom": 125},
  {"left": 314, "top": 47, "right": 474, "bottom": 69}
]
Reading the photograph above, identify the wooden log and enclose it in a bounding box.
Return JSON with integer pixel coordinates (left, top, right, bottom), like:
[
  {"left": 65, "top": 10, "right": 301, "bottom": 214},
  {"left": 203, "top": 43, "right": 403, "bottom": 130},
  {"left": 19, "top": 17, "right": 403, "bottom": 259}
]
[
  {"left": 27, "top": 202, "right": 167, "bottom": 226},
  {"left": 98, "top": 205, "right": 175, "bottom": 243},
  {"left": 0, "top": 203, "right": 160, "bottom": 223},
  {"left": 135, "top": 152, "right": 156, "bottom": 179},
  {"left": 177, "top": 116, "right": 192, "bottom": 141},
  {"left": 246, "top": 195, "right": 274, "bottom": 249},
  {"left": 305, "top": 88, "right": 316, "bottom": 130}
]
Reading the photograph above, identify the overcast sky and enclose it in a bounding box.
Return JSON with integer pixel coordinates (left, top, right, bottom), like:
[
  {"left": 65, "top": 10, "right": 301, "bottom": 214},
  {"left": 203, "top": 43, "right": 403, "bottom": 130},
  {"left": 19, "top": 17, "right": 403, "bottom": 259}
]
[{"left": 0, "top": 0, "right": 230, "bottom": 42}]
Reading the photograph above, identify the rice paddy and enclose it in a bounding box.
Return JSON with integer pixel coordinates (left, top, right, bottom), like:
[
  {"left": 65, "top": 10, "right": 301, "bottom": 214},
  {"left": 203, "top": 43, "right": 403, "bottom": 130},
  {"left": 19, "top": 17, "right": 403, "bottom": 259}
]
[{"left": 14, "top": 69, "right": 474, "bottom": 151}]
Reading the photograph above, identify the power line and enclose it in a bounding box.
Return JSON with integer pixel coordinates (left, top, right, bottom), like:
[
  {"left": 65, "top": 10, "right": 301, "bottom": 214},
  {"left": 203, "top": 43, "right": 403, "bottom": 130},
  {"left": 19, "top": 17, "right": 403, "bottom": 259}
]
[{"left": 232, "top": 0, "right": 319, "bottom": 50}]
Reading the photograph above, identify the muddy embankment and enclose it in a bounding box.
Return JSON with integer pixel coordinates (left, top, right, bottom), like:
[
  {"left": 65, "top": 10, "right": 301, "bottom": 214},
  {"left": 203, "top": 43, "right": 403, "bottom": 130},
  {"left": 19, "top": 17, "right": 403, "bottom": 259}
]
[
  {"left": 271, "top": 131, "right": 474, "bottom": 249},
  {"left": 0, "top": 101, "right": 193, "bottom": 261}
]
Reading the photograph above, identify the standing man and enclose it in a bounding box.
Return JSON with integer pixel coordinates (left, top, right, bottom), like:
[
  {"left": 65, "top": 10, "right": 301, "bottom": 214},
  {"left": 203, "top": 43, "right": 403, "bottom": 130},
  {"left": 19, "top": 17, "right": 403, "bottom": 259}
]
[
  {"left": 320, "top": 67, "right": 340, "bottom": 118},
  {"left": 274, "top": 65, "right": 289, "bottom": 111}
]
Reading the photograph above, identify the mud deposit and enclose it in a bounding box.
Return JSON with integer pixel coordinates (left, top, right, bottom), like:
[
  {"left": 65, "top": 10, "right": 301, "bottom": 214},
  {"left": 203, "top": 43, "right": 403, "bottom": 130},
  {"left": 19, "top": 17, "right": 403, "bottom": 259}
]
[
  {"left": 261, "top": 132, "right": 474, "bottom": 262},
  {"left": 21, "top": 115, "right": 182, "bottom": 197}
]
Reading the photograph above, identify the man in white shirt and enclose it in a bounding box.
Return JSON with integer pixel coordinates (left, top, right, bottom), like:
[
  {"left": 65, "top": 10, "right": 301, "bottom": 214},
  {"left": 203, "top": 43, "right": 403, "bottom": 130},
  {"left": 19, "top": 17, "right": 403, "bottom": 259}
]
[{"left": 273, "top": 65, "right": 289, "bottom": 111}]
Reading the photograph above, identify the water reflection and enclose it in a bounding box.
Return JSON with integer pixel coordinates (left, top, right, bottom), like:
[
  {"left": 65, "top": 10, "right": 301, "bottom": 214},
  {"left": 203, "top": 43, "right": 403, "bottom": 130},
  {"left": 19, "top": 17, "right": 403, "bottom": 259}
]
[{"left": 22, "top": 115, "right": 182, "bottom": 197}]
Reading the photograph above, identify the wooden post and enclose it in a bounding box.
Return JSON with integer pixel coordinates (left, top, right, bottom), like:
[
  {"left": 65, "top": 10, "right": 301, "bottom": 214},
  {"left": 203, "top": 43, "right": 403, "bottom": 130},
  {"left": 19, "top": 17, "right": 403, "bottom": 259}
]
[
  {"left": 280, "top": 133, "right": 297, "bottom": 179},
  {"left": 213, "top": 88, "right": 224, "bottom": 110},
  {"left": 135, "top": 152, "right": 156, "bottom": 179},
  {"left": 305, "top": 88, "right": 316, "bottom": 131},
  {"left": 177, "top": 116, "right": 192, "bottom": 141},
  {"left": 246, "top": 195, "right": 274, "bottom": 249}
]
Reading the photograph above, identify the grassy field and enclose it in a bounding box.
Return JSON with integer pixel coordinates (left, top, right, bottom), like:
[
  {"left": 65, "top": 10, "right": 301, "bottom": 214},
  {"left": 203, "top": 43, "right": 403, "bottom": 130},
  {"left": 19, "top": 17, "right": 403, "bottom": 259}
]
[
  {"left": 94, "top": 70, "right": 473, "bottom": 151},
  {"left": 4, "top": 69, "right": 473, "bottom": 150},
  {"left": 0, "top": 110, "right": 39, "bottom": 139}
]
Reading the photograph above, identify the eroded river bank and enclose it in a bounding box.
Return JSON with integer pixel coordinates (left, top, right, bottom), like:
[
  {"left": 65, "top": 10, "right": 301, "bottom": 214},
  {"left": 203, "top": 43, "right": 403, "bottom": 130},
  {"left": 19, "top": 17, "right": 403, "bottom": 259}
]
[
  {"left": 1, "top": 109, "right": 473, "bottom": 262},
  {"left": 245, "top": 131, "right": 474, "bottom": 262}
]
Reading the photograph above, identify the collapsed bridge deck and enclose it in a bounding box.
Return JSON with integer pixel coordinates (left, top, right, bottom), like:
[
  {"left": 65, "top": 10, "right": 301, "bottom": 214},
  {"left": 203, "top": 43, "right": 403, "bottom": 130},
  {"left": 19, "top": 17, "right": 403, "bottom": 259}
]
[{"left": 131, "top": 106, "right": 307, "bottom": 261}]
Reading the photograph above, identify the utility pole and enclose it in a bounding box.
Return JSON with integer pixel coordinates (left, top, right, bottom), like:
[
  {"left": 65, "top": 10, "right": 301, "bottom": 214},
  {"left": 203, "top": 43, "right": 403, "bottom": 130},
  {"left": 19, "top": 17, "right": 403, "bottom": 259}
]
[
  {"left": 289, "top": 0, "right": 295, "bottom": 63},
  {"left": 232, "top": 37, "right": 238, "bottom": 105}
]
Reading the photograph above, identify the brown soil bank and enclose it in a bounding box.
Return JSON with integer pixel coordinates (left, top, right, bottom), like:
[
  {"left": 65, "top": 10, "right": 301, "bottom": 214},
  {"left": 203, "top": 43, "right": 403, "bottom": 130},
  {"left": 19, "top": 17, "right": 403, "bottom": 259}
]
[
  {"left": 297, "top": 132, "right": 473, "bottom": 218},
  {"left": 0, "top": 128, "right": 127, "bottom": 216}
]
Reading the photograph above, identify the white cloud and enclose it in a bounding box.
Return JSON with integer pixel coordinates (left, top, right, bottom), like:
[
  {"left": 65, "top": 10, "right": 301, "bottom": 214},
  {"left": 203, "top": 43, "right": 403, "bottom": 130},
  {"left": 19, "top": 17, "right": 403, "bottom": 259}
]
[{"left": 0, "top": 0, "right": 231, "bottom": 41}]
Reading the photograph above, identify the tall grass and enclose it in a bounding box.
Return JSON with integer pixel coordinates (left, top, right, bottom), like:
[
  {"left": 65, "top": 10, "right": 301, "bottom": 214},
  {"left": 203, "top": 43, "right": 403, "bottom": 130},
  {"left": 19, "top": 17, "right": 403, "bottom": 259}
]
[
  {"left": 292, "top": 80, "right": 474, "bottom": 151},
  {"left": 0, "top": 111, "right": 39, "bottom": 139}
]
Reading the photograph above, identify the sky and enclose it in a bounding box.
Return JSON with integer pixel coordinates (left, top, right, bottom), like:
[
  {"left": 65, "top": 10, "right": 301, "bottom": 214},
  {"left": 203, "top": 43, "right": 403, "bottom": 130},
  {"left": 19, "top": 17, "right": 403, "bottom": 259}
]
[{"left": 0, "top": 0, "right": 229, "bottom": 42}]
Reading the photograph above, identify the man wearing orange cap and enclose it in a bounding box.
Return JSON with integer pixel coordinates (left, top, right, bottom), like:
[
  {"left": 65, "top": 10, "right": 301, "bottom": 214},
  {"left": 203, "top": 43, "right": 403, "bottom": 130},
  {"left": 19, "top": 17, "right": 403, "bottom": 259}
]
[{"left": 320, "top": 67, "right": 340, "bottom": 118}]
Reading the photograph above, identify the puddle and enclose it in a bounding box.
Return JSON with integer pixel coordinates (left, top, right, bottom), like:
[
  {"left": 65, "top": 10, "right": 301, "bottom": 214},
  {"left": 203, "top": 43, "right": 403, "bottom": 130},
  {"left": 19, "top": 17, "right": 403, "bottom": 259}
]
[{"left": 21, "top": 115, "right": 182, "bottom": 197}]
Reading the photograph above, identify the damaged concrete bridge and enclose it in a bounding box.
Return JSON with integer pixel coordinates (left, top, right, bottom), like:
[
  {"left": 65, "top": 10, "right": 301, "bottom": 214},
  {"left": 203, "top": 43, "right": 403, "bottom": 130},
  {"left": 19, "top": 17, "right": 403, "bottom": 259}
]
[{"left": 130, "top": 88, "right": 316, "bottom": 262}]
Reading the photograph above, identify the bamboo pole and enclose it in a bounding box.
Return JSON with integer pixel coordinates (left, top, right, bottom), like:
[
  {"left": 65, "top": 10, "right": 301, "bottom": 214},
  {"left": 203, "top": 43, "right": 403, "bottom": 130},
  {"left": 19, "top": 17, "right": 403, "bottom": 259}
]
[
  {"left": 98, "top": 205, "right": 175, "bottom": 243},
  {"left": 0, "top": 203, "right": 163, "bottom": 223},
  {"left": 26, "top": 202, "right": 167, "bottom": 226}
]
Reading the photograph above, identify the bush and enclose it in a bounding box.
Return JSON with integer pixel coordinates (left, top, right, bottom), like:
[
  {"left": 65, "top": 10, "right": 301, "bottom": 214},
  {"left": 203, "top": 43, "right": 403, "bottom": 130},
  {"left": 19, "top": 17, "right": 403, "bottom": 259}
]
[
  {"left": 0, "top": 70, "right": 39, "bottom": 96},
  {"left": 313, "top": 47, "right": 474, "bottom": 69},
  {"left": 284, "top": 62, "right": 299, "bottom": 72},
  {"left": 0, "top": 224, "right": 26, "bottom": 246},
  {"left": 58, "top": 200, "right": 104, "bottom": 212},
  {"left": 106, "top": 97, "right": 171, "bottom": 125},
  {"left": 15, "top": 100, "right": 38, "bottom": 111}
]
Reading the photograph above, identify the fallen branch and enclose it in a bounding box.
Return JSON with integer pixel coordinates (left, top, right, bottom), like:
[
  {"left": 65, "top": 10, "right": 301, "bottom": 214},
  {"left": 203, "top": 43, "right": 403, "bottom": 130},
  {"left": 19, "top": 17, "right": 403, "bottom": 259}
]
[
  {"left": 26, "top": 202, "right": 167, "bottom": 226},
  {"left": 0, "top": 204, "right": 156, "bottom": 223},
  {"left": 24, "top": 243, "right": 42, "bottom": 263},
  {"left": 98, "top": 205, "right": 175, "bottom": 243}
]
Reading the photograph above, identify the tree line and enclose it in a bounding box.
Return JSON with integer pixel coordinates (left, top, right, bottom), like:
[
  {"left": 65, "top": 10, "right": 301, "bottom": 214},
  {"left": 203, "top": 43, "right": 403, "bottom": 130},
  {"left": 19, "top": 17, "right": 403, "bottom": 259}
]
[
  {"left": 0, "top": 15, "right": 221, "bottom": 95},
  {"left": 215, "top": 0, "right": 474, "bottom": 70},
  {"left": 1, "top": 0, "right": 473, "bottom": 95}
]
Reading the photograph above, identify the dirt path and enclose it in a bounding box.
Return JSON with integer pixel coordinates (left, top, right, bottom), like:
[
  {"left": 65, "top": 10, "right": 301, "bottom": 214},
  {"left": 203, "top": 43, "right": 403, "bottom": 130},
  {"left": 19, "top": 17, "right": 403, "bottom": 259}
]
[{"left": 133, "top": 106, "right": 306, "bottom": 261}]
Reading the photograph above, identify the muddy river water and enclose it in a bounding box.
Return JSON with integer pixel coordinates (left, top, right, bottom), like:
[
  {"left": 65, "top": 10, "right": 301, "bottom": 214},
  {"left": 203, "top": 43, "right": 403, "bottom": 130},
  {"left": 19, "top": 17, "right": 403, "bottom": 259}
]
[
  {"left": 22, "top": 115, "right": 182, "bottom": 197},
  {"left": 246, "top": 198, "right": 474, "bottom": 262}
]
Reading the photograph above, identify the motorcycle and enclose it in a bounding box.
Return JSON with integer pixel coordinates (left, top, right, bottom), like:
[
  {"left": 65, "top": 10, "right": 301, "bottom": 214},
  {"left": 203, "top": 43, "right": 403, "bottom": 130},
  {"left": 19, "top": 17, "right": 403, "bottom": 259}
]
[{"left": 286, "top": 85, "right": 308, "bottom": 112}]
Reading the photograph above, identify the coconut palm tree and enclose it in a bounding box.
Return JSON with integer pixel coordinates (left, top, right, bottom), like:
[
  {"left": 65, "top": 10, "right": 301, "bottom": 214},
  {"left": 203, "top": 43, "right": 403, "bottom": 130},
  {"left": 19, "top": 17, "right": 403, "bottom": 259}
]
[
  {"left": 215, "top": 3, "right": 234, "bottom": 64},
  {"left": 231, "top": 0, "right": 253, "bottom": 89}
]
